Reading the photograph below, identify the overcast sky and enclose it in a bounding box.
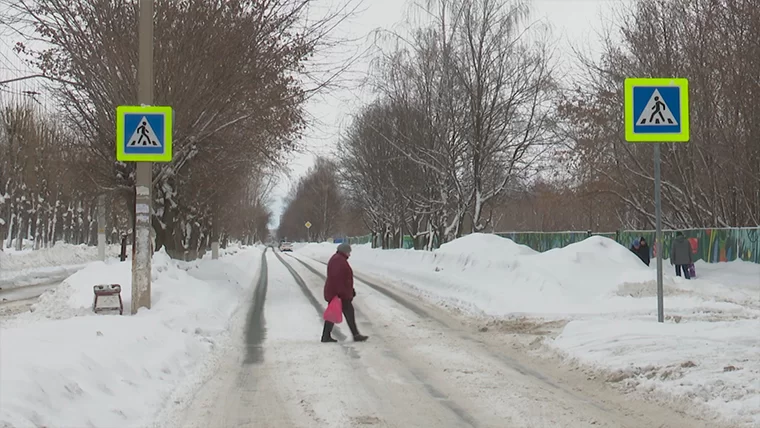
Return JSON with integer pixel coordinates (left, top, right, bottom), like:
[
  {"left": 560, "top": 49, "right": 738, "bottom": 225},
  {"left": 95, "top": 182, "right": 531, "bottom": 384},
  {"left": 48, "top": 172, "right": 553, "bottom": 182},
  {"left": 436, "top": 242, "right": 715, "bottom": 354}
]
[{"left": 268, "top": 0, "right": 630, "bottom": 227}]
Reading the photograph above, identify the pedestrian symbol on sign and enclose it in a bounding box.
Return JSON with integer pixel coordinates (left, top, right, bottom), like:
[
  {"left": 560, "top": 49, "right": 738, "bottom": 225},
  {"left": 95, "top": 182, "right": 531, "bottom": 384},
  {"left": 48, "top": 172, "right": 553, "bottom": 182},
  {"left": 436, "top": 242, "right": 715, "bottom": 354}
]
[
  {"left": 127, "top": 117, "right": 162, "bottom": 147},
  {"left": 636, "top": 89, "right": 677, "bottom": 126}
]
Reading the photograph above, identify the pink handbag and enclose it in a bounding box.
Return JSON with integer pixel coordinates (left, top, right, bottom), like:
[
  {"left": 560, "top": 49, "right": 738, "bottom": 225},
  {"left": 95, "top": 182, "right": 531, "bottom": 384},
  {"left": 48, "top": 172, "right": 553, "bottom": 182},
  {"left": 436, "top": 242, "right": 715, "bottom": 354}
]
[{"left": 323, "top": 296, "right": 343, "bottom": 323}]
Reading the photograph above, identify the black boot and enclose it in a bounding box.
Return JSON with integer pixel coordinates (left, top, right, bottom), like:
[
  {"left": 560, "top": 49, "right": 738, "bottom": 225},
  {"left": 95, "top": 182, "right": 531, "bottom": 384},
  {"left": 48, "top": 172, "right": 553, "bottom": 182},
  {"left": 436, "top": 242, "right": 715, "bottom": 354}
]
[
  {"left": 321, "top": 321, "right": 337, "bottom": 343},
  {"left": 342, "top": 301, "right": 367, "bottom": 342}
]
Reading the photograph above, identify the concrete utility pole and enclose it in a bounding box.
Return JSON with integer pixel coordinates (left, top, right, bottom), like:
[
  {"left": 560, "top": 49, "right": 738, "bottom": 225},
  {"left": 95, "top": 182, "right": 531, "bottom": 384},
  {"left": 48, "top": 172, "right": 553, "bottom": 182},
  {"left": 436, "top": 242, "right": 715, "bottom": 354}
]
[
  {"left": 132, "top": 0, "right": 154, "bottom": 314},
  {"left": 211, "top": 211, "right": 220, "bottom": 260},
  {"left": 97, "top": 195, "right": 106, "bottom": 261}
]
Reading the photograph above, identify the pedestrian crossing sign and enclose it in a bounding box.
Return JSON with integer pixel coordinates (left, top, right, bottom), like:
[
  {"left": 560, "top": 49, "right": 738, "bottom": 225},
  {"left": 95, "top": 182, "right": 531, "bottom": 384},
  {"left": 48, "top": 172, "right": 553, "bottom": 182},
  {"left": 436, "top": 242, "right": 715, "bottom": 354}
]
[
  {"left": 116, "top": 105, "right": 173, "bottom": 162},
  {"left": 624, "top": 78, "right": 689, "bottom": 142}
]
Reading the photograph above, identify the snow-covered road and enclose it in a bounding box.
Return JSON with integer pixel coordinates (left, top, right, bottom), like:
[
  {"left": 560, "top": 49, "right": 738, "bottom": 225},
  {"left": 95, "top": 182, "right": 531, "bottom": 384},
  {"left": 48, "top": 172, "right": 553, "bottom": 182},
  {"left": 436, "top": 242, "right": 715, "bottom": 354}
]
[
  {"left": 0, "top": 281, "right": 59, "bottom": 302},
  {"left": 173, "top": 249, "right": 722, "bottom": 428}
]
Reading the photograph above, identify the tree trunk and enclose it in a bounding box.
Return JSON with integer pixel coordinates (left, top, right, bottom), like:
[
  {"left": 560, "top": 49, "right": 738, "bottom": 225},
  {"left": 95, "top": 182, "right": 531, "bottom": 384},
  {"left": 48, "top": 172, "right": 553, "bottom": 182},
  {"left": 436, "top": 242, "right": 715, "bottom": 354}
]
[
  {"left": 34, "top": 206, "right": 43, "bottom": 250},
  {"left": 5, "top": 205, "right": 15, "bottom": 249},
  {"left": 14, "top": 206, "right": 24, "bottom": 251},
  {"left": 49, "top": 198, "right": 59, "bottom": 247}
]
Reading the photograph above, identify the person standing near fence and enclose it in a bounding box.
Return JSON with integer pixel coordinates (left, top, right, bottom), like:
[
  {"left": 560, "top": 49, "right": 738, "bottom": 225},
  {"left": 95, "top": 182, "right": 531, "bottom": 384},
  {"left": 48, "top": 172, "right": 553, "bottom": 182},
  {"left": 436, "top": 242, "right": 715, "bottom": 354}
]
[
  {"left": 670, "top": 232, "right": 693, "bottom": 279},
  {"left": 631, "top": 237, "right": 651, "bottom": 266}
]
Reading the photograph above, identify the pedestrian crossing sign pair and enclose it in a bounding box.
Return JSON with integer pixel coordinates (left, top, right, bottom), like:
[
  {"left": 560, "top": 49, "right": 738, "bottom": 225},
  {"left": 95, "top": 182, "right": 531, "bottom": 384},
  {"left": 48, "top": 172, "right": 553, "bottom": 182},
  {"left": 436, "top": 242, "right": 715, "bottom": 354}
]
[
  {"left": 624, "top": 78, "right": 690, "bottom": 143},
  {"left": 116, "top": 105, "right": 173, "bottom": 162}
]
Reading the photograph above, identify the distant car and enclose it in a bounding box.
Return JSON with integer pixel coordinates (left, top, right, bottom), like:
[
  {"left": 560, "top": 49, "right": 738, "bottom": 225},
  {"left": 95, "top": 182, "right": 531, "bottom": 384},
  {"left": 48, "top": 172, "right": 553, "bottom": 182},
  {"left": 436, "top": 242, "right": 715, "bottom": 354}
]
[{"left": 279, "top": 242, "right": 293, "bottom": 252}]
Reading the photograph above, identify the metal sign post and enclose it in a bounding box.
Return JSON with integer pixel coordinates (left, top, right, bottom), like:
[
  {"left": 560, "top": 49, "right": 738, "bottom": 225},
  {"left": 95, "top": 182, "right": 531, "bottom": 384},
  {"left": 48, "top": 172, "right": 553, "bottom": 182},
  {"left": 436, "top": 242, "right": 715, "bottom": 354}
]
[
  {"left": 653, "top": 143, "right": 664, "bottom": 322},
  {"left": 624, "top": 77, "right": 690, "bottom": 323}
]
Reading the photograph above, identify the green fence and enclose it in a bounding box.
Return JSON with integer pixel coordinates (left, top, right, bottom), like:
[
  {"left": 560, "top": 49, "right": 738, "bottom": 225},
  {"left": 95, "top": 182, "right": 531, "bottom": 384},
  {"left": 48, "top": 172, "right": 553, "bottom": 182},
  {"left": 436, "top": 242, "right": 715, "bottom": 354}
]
[
  {"left": 346, "top": 234, "right": 416, "bottom": 249},
  {"left": 346, "top": 235, "right": 372, "bottom": 246},
  {"left": 345, "top": 227, "right": 760, "bottom": 264},
  {"left": 618, "top": 228, "right": 759, "bottom": 263},
  {"left": 495, "top": 231, "right": 617, "bottom": 252}
]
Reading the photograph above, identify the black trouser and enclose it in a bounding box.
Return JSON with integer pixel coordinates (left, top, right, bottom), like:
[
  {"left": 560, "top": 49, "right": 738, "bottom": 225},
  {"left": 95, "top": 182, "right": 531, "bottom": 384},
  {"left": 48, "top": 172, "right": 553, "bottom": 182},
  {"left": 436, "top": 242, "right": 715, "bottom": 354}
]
[
  {"left": 675, "top": 264, "right": 691, "bottom": 279},
  {"left": 322, "top": 299, "right": 360, "bottom": 338}
]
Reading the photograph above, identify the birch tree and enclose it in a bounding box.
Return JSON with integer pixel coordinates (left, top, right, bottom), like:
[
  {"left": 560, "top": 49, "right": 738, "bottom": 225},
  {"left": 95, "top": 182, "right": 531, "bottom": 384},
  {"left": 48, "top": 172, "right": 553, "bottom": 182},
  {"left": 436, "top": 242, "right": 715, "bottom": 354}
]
[{"left": 338, "top": 0, "right": 557, "bottom": 246}]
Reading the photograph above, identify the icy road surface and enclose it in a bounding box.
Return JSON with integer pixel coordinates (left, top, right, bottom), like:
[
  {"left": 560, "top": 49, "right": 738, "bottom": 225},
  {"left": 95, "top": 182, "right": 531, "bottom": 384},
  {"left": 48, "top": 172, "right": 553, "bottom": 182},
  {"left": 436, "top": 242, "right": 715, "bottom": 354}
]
[{"left": 172, "top": 249, "right": 721, "bottom": 428}]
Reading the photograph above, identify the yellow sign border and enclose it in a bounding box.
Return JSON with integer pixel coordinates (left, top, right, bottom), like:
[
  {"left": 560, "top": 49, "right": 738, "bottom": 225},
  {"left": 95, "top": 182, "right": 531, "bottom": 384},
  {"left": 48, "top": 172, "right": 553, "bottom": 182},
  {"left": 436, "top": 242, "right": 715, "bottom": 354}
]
[
  {"left": 624, "top": 78, "right": 689, "bottom": 143},
  {"left": 116, "top": 105, "right": 173, "bottom": 162}
]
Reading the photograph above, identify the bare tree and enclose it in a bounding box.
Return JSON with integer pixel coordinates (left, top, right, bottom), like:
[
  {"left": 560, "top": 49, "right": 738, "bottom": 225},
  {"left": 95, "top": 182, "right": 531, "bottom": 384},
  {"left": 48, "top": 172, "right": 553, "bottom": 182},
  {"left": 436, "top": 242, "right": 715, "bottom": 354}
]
[
  {"left": 219, "top": 169, "right": 276, "bottom": 246},
  {"left": 559, "top": 0, "right": 760, "bottom": 229},
  {"left": 0, "top": 101, "right": 100, "bottom": 250},
  {"left": 278, "top": 157, "right": 345, "bottom": 242},
  {"left": 337, "top": 0, "right": 557, "bottom": 247},
  {"left": 3, "top": 0, "right": 356, "bottom": 258},
  {"left": 337, "top": 100, "right": 432, "bottom": 248},
  {"left": 445, "top": 0, "right": 557, "bottom": 232}
]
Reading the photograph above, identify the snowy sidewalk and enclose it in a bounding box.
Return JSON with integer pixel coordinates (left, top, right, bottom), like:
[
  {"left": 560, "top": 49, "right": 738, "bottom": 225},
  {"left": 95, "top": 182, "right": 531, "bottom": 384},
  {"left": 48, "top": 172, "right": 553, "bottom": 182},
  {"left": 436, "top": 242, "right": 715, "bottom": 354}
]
[
  {"left": 296, "top": 235, "right": 760, "bottom": 427},
  {"left": 0, "top": 245, "right": 261, "bottom": 428}
]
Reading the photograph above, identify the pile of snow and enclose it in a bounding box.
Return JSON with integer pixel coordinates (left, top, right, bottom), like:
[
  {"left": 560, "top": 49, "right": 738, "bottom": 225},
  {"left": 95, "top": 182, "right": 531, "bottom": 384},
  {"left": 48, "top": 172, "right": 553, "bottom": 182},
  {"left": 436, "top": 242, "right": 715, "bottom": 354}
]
[
  {"left": 0, "top": 243, "right": 120, "bottom": 271},
  {"left": 296, "top": 233, "right": 760, "bottom": 426},
  {"left": 298, "top": 234, "right": 660, "bottom": 316},
  {"left": 202, "top": 242, "right": 247, "bottom": 259},
  {"left": 0, "top": 247, "right": 261, "bottom": 428},
  {"left": 553, "top": 318, "right": 759, "bottom": 426},
  {"left": 291, "top": 242, "right": 309, "bottom": 251},
  {"left": 1, "top": 238, "right": 36, "bottom": 252},
  {"left": 0, "top": 243, "right": 121, "bottom": 288},
  {"left": 436, "top": 232, "right": 538, "bottom": 260}
]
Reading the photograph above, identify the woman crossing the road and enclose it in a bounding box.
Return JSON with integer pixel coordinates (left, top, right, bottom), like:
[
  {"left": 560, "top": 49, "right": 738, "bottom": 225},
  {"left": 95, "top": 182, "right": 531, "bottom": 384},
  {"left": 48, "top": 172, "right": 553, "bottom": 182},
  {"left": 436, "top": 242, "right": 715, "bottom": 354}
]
[{"left": 321, "top": 243, "right": 369, "bottom": 343}]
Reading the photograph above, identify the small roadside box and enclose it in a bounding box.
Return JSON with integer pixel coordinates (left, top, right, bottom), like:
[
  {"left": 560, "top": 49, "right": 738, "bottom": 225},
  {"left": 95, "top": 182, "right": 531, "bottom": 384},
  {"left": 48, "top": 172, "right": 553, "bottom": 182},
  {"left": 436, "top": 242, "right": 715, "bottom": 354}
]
[{"left": 93, "top": 284, "right": 123, "bottom": 315}]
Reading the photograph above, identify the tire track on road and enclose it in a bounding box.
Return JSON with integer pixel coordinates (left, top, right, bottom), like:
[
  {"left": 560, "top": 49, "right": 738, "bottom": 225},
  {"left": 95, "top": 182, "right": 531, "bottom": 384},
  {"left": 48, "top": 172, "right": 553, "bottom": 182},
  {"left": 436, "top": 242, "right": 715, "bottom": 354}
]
[
  {"left": 177, "top": 248, "right": 296, "bottom": 428},
  {"left": 0, "top": 280, "right": 61, "bottom": 304},
  {"left": 244, "top": 247, "right": 269, "bottom": 364},
  {"left": 280, "top": 252, "right": 481, "bottom": 428}
]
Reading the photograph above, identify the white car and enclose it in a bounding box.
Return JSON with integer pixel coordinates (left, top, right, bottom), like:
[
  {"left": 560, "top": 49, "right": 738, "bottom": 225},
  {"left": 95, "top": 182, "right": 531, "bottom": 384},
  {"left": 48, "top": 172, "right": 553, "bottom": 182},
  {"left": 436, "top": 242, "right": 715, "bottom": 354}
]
[{"left": 279, "top": 242, "right": 293, "bottom": 252}]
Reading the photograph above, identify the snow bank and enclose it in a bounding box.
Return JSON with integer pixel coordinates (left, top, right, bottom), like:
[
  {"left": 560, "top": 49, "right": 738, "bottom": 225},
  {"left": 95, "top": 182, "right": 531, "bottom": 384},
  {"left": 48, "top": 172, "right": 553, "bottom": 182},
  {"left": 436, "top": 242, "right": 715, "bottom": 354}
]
[
  {"left": 0, "top": 243, "right": 120, "bottom": 271},
  {"left": 291, "top": 242, "right": 309, "bottom": 251},
  {"left": 435, "top": 233, "right": 537, "bottom": 263},
  {"left": 0, "top": 243, "right": 245, "bottom": 289},
  {"left": 298, "top": 234, "right": 661, "bottom": 316},
  {"left": 552, "top": 318, "right": 760, "bottom": 426},
  {"left": 0, "top": 243, "right": 121, "bottom": 289},
  {"left": 296, "top": 234, "right": 760, "bottom": 426},
  {"left": 299, "top": 235, "right": 758, "bottom": 317},
  {"left": 0, "top": 247, "right": 261, "bottom": 428}
]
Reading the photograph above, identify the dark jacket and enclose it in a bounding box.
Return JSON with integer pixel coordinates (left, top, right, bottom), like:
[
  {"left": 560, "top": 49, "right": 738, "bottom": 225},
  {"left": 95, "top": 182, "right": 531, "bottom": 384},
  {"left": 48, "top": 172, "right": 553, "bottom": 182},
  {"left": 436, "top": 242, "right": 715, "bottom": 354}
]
[
  {"left": 631, "top": 244, "right": 650, "bottom": 266},
  {"left": 324, "top": 252, "right": 354, "bottom": 302},
  {"left": 670, "top": 236, "right": 693, "bottom": 265}
]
